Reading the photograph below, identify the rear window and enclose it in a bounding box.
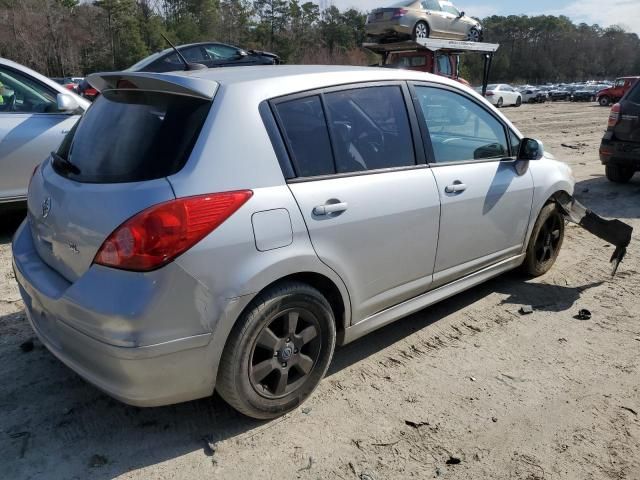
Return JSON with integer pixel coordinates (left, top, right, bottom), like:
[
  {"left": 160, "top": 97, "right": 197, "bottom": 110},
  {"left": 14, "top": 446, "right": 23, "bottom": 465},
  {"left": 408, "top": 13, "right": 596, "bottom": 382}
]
[
  {"left": 626, "top": 82, "right": 640, "bottom": 103},
  {"left": 55, "top": 90, "right": 211, "bottom": 183}
]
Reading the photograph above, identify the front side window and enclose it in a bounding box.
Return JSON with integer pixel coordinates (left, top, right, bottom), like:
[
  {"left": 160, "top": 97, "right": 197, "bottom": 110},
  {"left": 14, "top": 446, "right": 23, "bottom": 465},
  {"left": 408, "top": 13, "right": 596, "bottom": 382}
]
[
  {"left": 436, "top": 55, "right": 452, "bottom": 76},
  {"left": 615, "top": 79, "right": 625, "bottom": 88},
  {"left": 509, "top": 130, "right": 521, "bottom": 157},
  {"left": 163, "top": 46, "right": 208, "bottom": 65},
  {"left": 204, "top": 44, "right": 240, "bottom": 60},
  {"left": 0, "top": 67, "right": 58, "bottom": 113},
  {"left": 324, "top": 86, "right": 415, "bottom": 173},
  {"left": 421, "top": 0, "right": 441, "bottom": 10},
  {"left": 414, "top": 86, "right": 508, "bottom": 163},
  {"left": 439, "top": 1, "right": 460, "bottom": 15}
]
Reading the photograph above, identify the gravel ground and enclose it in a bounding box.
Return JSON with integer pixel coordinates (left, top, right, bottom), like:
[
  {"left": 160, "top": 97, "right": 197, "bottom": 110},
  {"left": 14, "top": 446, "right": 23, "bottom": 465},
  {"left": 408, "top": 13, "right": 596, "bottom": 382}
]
[{"left": 1, "top": 101, "right": 639, "bottom": 480}]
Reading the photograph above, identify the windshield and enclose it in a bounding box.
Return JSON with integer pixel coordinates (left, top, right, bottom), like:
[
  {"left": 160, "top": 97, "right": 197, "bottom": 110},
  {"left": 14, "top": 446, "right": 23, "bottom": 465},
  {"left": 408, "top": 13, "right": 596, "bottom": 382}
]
[{"left": 54, "top": 90, "right": 211, "bottom": 183}]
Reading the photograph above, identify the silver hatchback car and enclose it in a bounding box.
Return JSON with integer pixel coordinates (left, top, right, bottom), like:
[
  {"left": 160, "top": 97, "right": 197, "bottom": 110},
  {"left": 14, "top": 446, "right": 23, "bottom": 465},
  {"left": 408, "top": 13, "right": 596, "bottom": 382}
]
[{"left": 13, "top": 66, "right": 574, "bottom": 419}]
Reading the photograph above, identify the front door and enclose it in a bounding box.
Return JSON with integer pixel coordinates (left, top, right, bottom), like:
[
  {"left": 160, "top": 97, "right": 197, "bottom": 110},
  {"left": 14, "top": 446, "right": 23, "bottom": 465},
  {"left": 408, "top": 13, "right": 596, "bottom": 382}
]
[
  {"left": 411, "top": 83, "right": 534, "bottom": 285},
  {"left": 0, "top": 65, "right": 80, "bottom": 202},
  {"left": 272, "top": 84, "right": 441, "bottom": 323}
]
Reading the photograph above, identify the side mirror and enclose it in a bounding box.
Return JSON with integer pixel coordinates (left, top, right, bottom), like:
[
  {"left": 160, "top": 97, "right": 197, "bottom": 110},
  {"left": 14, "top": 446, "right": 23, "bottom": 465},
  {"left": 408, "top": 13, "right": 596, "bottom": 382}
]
[
  {"left": 518, "top": 138, "right": 545, "bottom": 160},
  {"left": 56, "top": 93, "right": 79, "bottom": 112},
  {"left": 237, "top": 50, "right": 248, "bottom": 57},
  {"left": 459, "top": 11, "right": 465, "bottom": 17}
]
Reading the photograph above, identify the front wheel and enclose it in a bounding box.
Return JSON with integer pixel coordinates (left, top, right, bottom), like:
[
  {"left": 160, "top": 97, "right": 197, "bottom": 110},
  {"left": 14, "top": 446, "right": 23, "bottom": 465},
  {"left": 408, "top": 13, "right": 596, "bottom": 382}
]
[
  {"left": 605, "top": 164, "right": 635, "bottom": 183},
  {"left": 522, "top": 203, "right": 565, "bottom": 277},
  {"left": 467, "top": 27, "right": 481, "bottom": 42},
  {"left": 413, "top": 21, "right": 430, "bottom": 40},
  {"left": 216, "top": 281, "right": 336, "bottom": 419},
  {"left": 599, "top": 96, "right": 611, "bottom": 107}
]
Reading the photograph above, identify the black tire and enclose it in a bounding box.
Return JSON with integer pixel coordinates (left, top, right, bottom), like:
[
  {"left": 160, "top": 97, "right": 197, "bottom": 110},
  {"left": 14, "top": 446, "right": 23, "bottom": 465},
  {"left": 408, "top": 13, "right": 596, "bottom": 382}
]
[
  {"left": 496, "top": 97, "right": 504, "bottom": 108},
  {"left": 522, "top": 203, "right": 565, "bottom": 277},
  {"left": 599, "top": 96, "right": 611, "bottom": 107},
  {"left": 605, "top": 164, "right": 635, "bottom": 183},
  {"left": 412, "top": 21, "right": 430, "bottom": 40},
  {"left": 515, "top": 96, "right": 522, "bottom": 107},
  {"left": 216, "top": 281, "right": 336, "bottom": 419}
]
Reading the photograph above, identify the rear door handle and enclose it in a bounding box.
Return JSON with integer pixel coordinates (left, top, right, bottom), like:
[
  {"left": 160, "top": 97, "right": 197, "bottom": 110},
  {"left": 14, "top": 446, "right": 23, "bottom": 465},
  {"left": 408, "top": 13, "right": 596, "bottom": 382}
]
[
  {"left": 313, "top": 202, "right": 348, "bottom": 216},
  {"left": 445, "top": 182, "right": 467, "bottom": 193}
]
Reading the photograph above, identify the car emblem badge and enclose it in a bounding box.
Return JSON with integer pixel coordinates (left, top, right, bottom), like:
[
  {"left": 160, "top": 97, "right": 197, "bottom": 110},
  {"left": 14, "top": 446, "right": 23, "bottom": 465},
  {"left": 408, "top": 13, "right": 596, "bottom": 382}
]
[{"left": 42, "top": 197, "right": 51, "bottom": 218}]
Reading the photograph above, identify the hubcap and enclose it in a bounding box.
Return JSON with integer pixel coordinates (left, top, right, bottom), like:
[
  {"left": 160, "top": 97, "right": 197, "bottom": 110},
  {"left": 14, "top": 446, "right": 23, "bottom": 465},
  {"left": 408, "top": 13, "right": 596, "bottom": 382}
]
[
  {"left": 416, "top": 23, "right": 428, "bottom": 38},
  {"left": 469, "top": 29, "right": 479, "bottom": 41},
  {"left": 249, "top": 309, "right": 321, "bottom": 398},
  {"left": 534, "top": 214, "right": 561, "bottom": 264}
]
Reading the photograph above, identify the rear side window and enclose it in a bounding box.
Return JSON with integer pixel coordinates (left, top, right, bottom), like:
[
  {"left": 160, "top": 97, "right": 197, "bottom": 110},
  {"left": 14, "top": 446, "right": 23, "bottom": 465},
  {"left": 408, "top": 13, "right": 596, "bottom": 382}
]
[
  {"left": 274, "top": 95, "right": 335, "bottom": 177},
  {"left": 56, "top": 90, "right": 211, "bottom": 183},
  {"left": 626, "top": 82, "right": 640, "bottom": 103},
  {"left": 274, "top": 85, "right": 415, "bottom": 178}
]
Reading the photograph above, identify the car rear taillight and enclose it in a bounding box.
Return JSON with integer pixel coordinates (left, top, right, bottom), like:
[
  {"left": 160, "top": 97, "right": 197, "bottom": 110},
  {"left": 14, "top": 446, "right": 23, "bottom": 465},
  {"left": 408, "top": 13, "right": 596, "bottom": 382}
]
[
  {"left": 485, "top": 91, "right": 494, "bottom": 96},
  {"left": 392, "top": 8, "right": 408, "bottom": 18},
  {"left": 608, "top": 103, "right": 621, "bottom": 128},
  {"left": 94, "top": 191, "right": 253, "bottom": 271}
]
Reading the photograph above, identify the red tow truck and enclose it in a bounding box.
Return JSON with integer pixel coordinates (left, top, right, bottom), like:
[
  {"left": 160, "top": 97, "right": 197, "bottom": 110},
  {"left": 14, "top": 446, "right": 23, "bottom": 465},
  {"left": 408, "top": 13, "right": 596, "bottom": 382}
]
[{"left": 597, "top": 76, "right": 639, "bottom": 107}]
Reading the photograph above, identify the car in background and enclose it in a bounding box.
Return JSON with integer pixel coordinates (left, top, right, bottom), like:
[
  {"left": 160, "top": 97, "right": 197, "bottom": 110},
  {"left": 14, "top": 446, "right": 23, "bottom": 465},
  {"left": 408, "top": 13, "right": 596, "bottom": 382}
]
[
  {"left": 549, "top": 88, "right": 570, "bottom": 101},
  {"left": 51, "top": 77, "right": 81, "bottom": 92},
  {"left": 483, "top": 84, "right": 522, "bottom": 107},
  {"left": 520, "top": 88, "right": 546, "bottom": 104},
  {"left": 600, "top": 80, "right": 640, "bottom": 183},
  {"left": 570, "top": 86, "right": 598, "bottom": 102},
  {"left": 597, "top": 77, "right": 639, "bottom": 106},
  {"left": 126, "top": 42, "right": 280, "bottom": 73},
  {"left": 0, "top": 58, "right": 89, "bottom": 208},
  {"left": 365, "top": 0, "right": 483, "bottom": 42},
  {"left": 12, "top": 65, "right": 573, "bottom": 419}
]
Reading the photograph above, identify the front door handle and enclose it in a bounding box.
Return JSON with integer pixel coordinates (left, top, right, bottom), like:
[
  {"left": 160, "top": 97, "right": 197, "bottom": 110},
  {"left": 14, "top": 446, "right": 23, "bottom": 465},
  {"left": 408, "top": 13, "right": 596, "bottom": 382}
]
[
  {"left": 313, "top": 202, "right": 348, "bottom": 216},
  {"left": 445, "top": 182, "right": 467, "bottom": 193}
]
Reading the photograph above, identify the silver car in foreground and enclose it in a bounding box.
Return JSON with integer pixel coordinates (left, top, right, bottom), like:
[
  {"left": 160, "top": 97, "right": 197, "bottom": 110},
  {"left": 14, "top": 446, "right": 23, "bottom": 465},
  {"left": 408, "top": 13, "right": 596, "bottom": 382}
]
[
  {"left": 0, "top": 58, "right": 89, "bottom": 208},
  {"left": 13, "top": 66, "right": 574, "bottom": 419}
]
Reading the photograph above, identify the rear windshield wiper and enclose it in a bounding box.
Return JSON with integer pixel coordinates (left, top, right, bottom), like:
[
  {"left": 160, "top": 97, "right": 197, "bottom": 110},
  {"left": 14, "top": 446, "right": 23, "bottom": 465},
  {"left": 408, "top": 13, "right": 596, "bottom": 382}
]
[{"left": 51, "top": 151, "right": 81, "bottom": 175}]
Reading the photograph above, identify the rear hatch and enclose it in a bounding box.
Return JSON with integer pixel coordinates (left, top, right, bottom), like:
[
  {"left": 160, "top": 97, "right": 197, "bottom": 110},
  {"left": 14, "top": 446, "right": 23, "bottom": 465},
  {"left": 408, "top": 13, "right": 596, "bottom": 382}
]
[
  {"left": 27, "top": 73, "right": 216, "bottom": 283},
  {"left": 614, "top": 83, "right": 640, "bottom": 143}
]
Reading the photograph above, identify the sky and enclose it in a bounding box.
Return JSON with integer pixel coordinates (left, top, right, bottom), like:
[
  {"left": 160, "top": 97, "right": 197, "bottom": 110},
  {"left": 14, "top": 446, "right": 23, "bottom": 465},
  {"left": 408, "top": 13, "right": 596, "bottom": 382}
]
[{"left": 328, "top": 0, "right": 640, "bottom": 34}]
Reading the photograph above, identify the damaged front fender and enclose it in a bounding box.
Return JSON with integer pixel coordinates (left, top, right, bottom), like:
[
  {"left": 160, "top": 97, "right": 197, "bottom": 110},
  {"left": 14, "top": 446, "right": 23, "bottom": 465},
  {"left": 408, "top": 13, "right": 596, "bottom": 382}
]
[{"left": 554, "top": 192, "right": 633, "bottom": 276}]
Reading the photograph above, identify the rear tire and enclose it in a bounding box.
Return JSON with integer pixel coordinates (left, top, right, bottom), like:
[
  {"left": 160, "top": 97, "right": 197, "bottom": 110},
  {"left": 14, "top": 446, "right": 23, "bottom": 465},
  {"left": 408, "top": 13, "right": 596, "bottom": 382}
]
[
  {"left": 413, "top": 21, "right": 430, "bottom": 40},
  {"left": 605, "top": 165, "right": 635, "bottom": 183},
  {"left": 522, "top": 203, "right": 565, "bottom": 277},
  {"left": 515, "top": 96, "right": 522, "bottom": 107},
  {"left": 599, "top": 96, "right": 611, "bottom": 107},
  {"left": 216, "top": 281, "right": 336, "bottom": 419},
  {"left": 496, "top": 97, "right": 504, "bottom": 108}
]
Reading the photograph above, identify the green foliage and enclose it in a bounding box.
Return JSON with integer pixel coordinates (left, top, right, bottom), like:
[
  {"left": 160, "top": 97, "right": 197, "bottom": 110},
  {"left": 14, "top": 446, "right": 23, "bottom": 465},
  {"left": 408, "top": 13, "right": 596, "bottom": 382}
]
[{"left": 0, "top": 2, "right": 637, "bottom": 82}]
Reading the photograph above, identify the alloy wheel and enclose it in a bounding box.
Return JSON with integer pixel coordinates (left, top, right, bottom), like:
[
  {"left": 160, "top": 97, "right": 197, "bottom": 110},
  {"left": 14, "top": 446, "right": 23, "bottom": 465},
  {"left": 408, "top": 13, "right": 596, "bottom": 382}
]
[
  {"left": 468, "top": 28, "right": 480, "bottom": 42},
  {"left": 415, "top": 23, "right": 429, "bottom": 39},
  {"left": 249, "top": 309, "right": 322, "bottom": 399},
  {"left": 534, "top": 213, "right": 562, "bottom": 264}
]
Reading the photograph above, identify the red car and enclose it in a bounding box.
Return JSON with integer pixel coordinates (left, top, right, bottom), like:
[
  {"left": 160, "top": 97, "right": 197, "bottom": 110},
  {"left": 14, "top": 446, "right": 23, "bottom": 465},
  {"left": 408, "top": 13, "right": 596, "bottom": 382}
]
[{"left": 597, "top": 76, "right": 639, "bottom": 106}]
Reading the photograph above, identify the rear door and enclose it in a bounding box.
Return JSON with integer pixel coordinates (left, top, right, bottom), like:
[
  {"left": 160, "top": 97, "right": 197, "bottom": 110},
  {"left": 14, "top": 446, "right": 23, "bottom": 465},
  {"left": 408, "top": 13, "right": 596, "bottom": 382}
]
[
  {"left": 614, "top": 82, "right": 640, "bottom": 143},
  {"left": 0, "top": 65, "right": 81, "bottom": 203},
  {"left": 272, "top": 83, "right": 441, "bottom": 323},
  {"left": 422, "top": 0, "right": 446, "bottom": 36},
  {"left": 411, "top": 83, "right": 533, "bottom": 285},
  {"left": 27, "top": 80, "right": 214, "bottom": 282}
]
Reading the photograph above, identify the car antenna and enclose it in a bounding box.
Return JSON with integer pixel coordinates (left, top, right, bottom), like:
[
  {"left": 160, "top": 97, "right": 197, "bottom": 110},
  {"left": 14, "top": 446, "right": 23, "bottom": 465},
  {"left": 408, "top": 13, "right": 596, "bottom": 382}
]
[{"left": 160, "top": 33, "right": 207, "bottom": 71}]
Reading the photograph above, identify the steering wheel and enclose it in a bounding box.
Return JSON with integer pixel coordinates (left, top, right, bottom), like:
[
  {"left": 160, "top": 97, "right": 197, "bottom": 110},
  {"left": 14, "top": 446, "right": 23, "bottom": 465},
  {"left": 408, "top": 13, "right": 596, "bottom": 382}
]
[{"left": 2, "top": 94, "right": 16, "bottom": 112}]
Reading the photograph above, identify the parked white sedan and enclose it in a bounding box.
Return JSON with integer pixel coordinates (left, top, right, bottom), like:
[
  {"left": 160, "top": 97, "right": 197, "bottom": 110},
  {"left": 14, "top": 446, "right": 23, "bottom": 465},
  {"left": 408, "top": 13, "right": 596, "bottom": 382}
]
[
  {"left": 0, "top": 58, "right": 89, "bottom": 209},
  {"left": 484, "top": 84, "right": 522, "bottom": 108}
]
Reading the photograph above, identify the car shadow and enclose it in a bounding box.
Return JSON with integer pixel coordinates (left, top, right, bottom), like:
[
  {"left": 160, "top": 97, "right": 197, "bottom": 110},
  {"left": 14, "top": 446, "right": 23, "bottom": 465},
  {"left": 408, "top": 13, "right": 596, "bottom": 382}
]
[
  {"left": 0, "top": 269, "right": 602, "bottom": 479},
  {"left": 574, "top": 174, "right": 640, "bottom": 219},
  {"left": 0, "top": 207, "right": 26, "bottom": 244}
]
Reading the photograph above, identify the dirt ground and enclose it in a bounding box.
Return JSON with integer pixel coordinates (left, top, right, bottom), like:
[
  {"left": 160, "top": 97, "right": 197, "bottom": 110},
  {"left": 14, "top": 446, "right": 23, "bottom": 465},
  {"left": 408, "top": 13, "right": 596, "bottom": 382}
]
[{"left": 1, "top": 101, "right": 639, "bottom": 480}]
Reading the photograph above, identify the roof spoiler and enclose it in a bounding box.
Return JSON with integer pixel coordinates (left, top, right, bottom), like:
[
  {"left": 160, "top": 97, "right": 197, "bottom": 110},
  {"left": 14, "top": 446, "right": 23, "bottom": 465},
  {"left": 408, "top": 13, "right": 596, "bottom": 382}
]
[{"left": 86, "top": 72, "right": 217, "bottom": 100}]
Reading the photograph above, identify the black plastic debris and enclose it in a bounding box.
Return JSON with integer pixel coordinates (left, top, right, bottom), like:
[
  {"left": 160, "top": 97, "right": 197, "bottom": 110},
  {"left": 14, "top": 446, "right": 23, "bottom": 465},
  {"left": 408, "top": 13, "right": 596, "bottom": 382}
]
[
  {"left": 446, "top": 456, "right": 462, "bottom": 465},
  {"left": 555, "top": 192, "right": 633, "bottom": 276},
  {"left": 519, "top": 305, "right": 534, "bottom": 315},
  {"left": 575, "top": 309, "right": 592, "bottom": 320}
]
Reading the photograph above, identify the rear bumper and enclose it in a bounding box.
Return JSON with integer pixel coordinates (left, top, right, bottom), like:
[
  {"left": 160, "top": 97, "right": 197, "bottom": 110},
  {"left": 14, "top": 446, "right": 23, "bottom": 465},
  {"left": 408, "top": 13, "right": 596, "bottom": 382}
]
[
  {"left": 12, "top": 220, "right": 217, "bottom": 406},
  {"left": 600, "top": 136, "right": 640, "bottom": 168}
]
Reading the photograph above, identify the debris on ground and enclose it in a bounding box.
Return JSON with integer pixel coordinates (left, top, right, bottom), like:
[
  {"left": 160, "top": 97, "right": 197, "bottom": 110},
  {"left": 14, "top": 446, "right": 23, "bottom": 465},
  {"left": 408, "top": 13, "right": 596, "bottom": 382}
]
[
  {"left": 202, "top": 435, "right": 217, "bottom": 456},
  {"left": 575, "top": 309, "right": 592, "bottom": 320},
  {"left": 405, "top": 420, "right": 429, "bottom": 429},
  {"left": 301, "top": 406, "right": 312, "bottom": 414},
  {"left": 621, "top": 406, "right": 638, "bottom": 416},
  {"left": 492, "top": 417, "right": 498, "bottom": 422},
  {"left": 519, "top": 305, "right": 534, "bottom": 315},
  {"left": 359, "top": 472, "right": 375, "bottom": 480},
  {"left": 89, "top": 454, "right": 108, "bottom": 468},
  {"left": 445, "top": 456, "right": 462, "bottom": 465},
  {"left": 297, "top": 456, "right": 314, "bottom": 472},
  {"left": 469, "top": 376, "right": 476, "bottom": 382},
  {"left": 19, "top": 339, "right": 34, "bottom": 353}
]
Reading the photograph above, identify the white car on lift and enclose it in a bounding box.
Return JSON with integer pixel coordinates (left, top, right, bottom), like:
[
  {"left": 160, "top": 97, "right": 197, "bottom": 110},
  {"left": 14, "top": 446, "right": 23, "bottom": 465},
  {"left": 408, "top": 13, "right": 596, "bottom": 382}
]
[{"left": 483, "top": 83, "right": 522, "bottom": 108}]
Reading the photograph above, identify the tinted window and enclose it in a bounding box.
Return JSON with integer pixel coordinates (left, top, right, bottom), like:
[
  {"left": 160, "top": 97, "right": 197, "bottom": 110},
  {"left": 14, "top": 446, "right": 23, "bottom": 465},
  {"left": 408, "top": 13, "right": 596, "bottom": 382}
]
[
  {"left": 509, "top": 130, "right": 521, "bottom": 156},
  {"left": 163, "top": 46, "right": 208, "bottom": 65},
  {"left": 275, "top": 95, "right": 334, "bottom": 177},
  {"left": 0, "top": 67, "right": 59, "bottom": 113},
  {"left": 204, "top": 44, "right": 239, "bottom": 60},
  {"left": 325, "top": 86, "right": 415, "bottom": 173},
  {"left": 626, "top": 82, "right": 640, "bottom": 103},
  {"left": 414, "top": 86, "right": 508, "bottom": 163},
  {"left": 55, "top": 91, "right": 211, "bottom": 183}
]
